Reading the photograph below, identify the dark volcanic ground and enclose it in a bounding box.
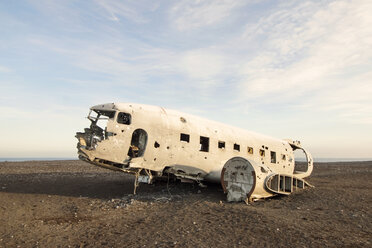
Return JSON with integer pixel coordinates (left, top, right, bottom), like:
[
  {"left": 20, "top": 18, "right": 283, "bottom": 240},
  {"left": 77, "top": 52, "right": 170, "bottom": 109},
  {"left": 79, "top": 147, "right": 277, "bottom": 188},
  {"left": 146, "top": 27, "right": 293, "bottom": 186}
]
[{"left": 0, "top": 160, "right": 371, "bottom": 247}]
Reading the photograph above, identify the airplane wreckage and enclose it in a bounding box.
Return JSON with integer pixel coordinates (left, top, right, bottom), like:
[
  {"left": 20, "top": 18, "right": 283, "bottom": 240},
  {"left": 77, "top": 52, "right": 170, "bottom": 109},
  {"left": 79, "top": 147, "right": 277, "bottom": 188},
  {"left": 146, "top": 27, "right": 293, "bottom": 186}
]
[{"left": 76, "top": 103, "right": 313, "bottom": 202}]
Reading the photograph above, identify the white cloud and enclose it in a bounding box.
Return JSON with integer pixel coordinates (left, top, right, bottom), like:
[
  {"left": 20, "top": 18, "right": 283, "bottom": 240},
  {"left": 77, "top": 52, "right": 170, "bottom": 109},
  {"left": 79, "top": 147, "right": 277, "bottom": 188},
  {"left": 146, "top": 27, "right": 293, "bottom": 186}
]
[
  {"left": 0, "top": 65, "right": 12, "bottom": 73},
  {"left": 179, "top": 49, "right": 225, "bottom": 86},
  {"left": 170, "top": 0, "right": 246, "bottom": 31},
  {"left": 299, "top": 71, "right": 372, "bottom": 124},
  {"left": 27, "top": 35, "right": 231, "bottom": 89},
  {"left": 235, "top": 0, "right": 372, "bottom": 123},
  {"left": 94, "top": 0, "right": 149, "bottom": 23},
  {"left": 27, "top": 36, "right": 176, "bottom": 80}
]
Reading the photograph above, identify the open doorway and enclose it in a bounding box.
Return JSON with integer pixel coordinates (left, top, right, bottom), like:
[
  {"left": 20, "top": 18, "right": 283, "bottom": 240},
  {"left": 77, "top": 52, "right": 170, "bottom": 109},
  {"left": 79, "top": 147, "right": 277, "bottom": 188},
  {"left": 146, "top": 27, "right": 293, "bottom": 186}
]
[{"left": 127, "top": 129, "right": 148, "bottom": 158}]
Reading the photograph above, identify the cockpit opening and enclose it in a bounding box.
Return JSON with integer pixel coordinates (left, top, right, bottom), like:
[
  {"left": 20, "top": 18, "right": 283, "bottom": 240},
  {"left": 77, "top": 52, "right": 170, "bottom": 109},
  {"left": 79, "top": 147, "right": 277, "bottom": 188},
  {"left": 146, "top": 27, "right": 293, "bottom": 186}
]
[
  {"left": 88, "top": 110, "right": 115, "bottom": 130},
  {"left": 76, "top": 109, "right": 116, "bottom": 151}
]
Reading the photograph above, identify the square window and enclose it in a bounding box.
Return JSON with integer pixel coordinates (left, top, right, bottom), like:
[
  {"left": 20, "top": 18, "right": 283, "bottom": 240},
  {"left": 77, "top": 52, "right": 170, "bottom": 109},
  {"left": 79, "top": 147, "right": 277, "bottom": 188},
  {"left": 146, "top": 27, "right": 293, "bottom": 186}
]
[
  {"left": 117, "top": 112, "right": 131, "bottom": 125},
  {"left": 234, "top": 144, "right": 240, "bottom": 151},
  {"left": 218, "top": 141, "right": 225, "bottom": 149},
  {"left": 200, "top": 136, "right": 209, "bottom": 152},
  {"left": 180, "top": 133, "right": 190, "bottom": 143}
]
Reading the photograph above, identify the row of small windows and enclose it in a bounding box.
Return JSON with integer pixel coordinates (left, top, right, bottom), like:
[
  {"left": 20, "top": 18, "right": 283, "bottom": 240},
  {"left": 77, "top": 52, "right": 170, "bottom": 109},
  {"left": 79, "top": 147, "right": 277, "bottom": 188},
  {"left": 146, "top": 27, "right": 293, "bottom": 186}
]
[
  {"left": 181, "top": 133, "right": 248, "bottom": 152},
  {"left": 179, "top": 133, "right": 286, "bottom": 163},
  {"left": 117, "top": 114, "right": 286, "bottom": 163},
  {"left": 117, "top": 114, "right": 288, "bottom": 164},
  {"left": 180, "top": 134, "right": 210, "bottom": 152}
]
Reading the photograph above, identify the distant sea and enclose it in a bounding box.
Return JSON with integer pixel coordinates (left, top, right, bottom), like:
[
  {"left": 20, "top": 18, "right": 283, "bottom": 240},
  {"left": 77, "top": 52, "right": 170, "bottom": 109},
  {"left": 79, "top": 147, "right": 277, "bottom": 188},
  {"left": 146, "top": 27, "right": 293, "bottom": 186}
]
[
  {"left": 0, "top": 157, "right": 76, "bottom": 162},
  {"left": 313, "top": 158, "right": 372, "bottom": 162},
  {"left": 0, "top": 157, "right": 371, "bottom": 162}
]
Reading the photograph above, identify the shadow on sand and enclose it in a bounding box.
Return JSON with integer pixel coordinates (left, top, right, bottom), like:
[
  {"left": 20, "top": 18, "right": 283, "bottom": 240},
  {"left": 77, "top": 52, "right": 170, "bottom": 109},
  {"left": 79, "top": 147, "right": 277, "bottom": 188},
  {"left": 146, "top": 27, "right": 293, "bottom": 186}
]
[
  {"left": 0, "top": 172, "right": 225, "bottom": 201},
  {"left": 0, "top": 172, "right": 135, "bottom": 199}
]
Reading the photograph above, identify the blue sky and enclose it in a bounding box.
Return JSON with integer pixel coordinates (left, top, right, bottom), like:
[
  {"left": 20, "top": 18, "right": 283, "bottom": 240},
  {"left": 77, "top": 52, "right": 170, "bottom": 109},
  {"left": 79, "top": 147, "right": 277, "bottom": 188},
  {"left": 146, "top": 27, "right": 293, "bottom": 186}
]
[{"left": 0, "top": 0, "right": 371, "bottom": 159}]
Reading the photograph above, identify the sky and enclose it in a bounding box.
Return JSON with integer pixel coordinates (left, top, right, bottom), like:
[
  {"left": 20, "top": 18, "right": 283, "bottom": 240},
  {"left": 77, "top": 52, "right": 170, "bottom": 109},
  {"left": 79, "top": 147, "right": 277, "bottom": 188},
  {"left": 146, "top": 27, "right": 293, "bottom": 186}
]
[{"left": 0, "top": 0, "right": 371, "bottom": 159}]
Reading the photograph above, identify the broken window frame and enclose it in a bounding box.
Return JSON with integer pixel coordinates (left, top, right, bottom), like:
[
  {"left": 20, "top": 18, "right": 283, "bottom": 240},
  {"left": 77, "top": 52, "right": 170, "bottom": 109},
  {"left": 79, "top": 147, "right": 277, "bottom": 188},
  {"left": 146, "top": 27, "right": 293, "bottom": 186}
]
[
  {"left": 247, "top": 146, "right": 254, "bottom": 154},
  {"left": 88, "top": 110, "right": 115, "bottom": 128},
  {"left": 85, "top": 110, "right": 116, "bottom": 146},
  {"left": 259, "top": 149, "right": 265, "bottom": 157}
]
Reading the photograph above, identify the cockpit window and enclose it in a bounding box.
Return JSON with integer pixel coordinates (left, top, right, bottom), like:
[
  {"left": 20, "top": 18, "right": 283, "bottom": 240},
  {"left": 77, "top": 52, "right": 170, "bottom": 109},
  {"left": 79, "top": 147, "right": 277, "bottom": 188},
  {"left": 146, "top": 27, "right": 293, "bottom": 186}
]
[
  {"left": 88, "top": 110, "right": 115, "bottom": 121},
  {"left": 117, "top": 112, "right": 131, "bottom": 125},
  {"left": 88, "top": 110, "right": 115, "bottom": 130}
]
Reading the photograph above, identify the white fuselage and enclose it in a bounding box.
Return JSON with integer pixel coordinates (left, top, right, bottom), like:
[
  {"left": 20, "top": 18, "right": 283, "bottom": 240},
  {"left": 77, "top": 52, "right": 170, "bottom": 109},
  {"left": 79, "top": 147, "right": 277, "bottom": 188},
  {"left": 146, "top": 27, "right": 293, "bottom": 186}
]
[{"left": 76, "top": 103, "right": 313, "bottom": 200}]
